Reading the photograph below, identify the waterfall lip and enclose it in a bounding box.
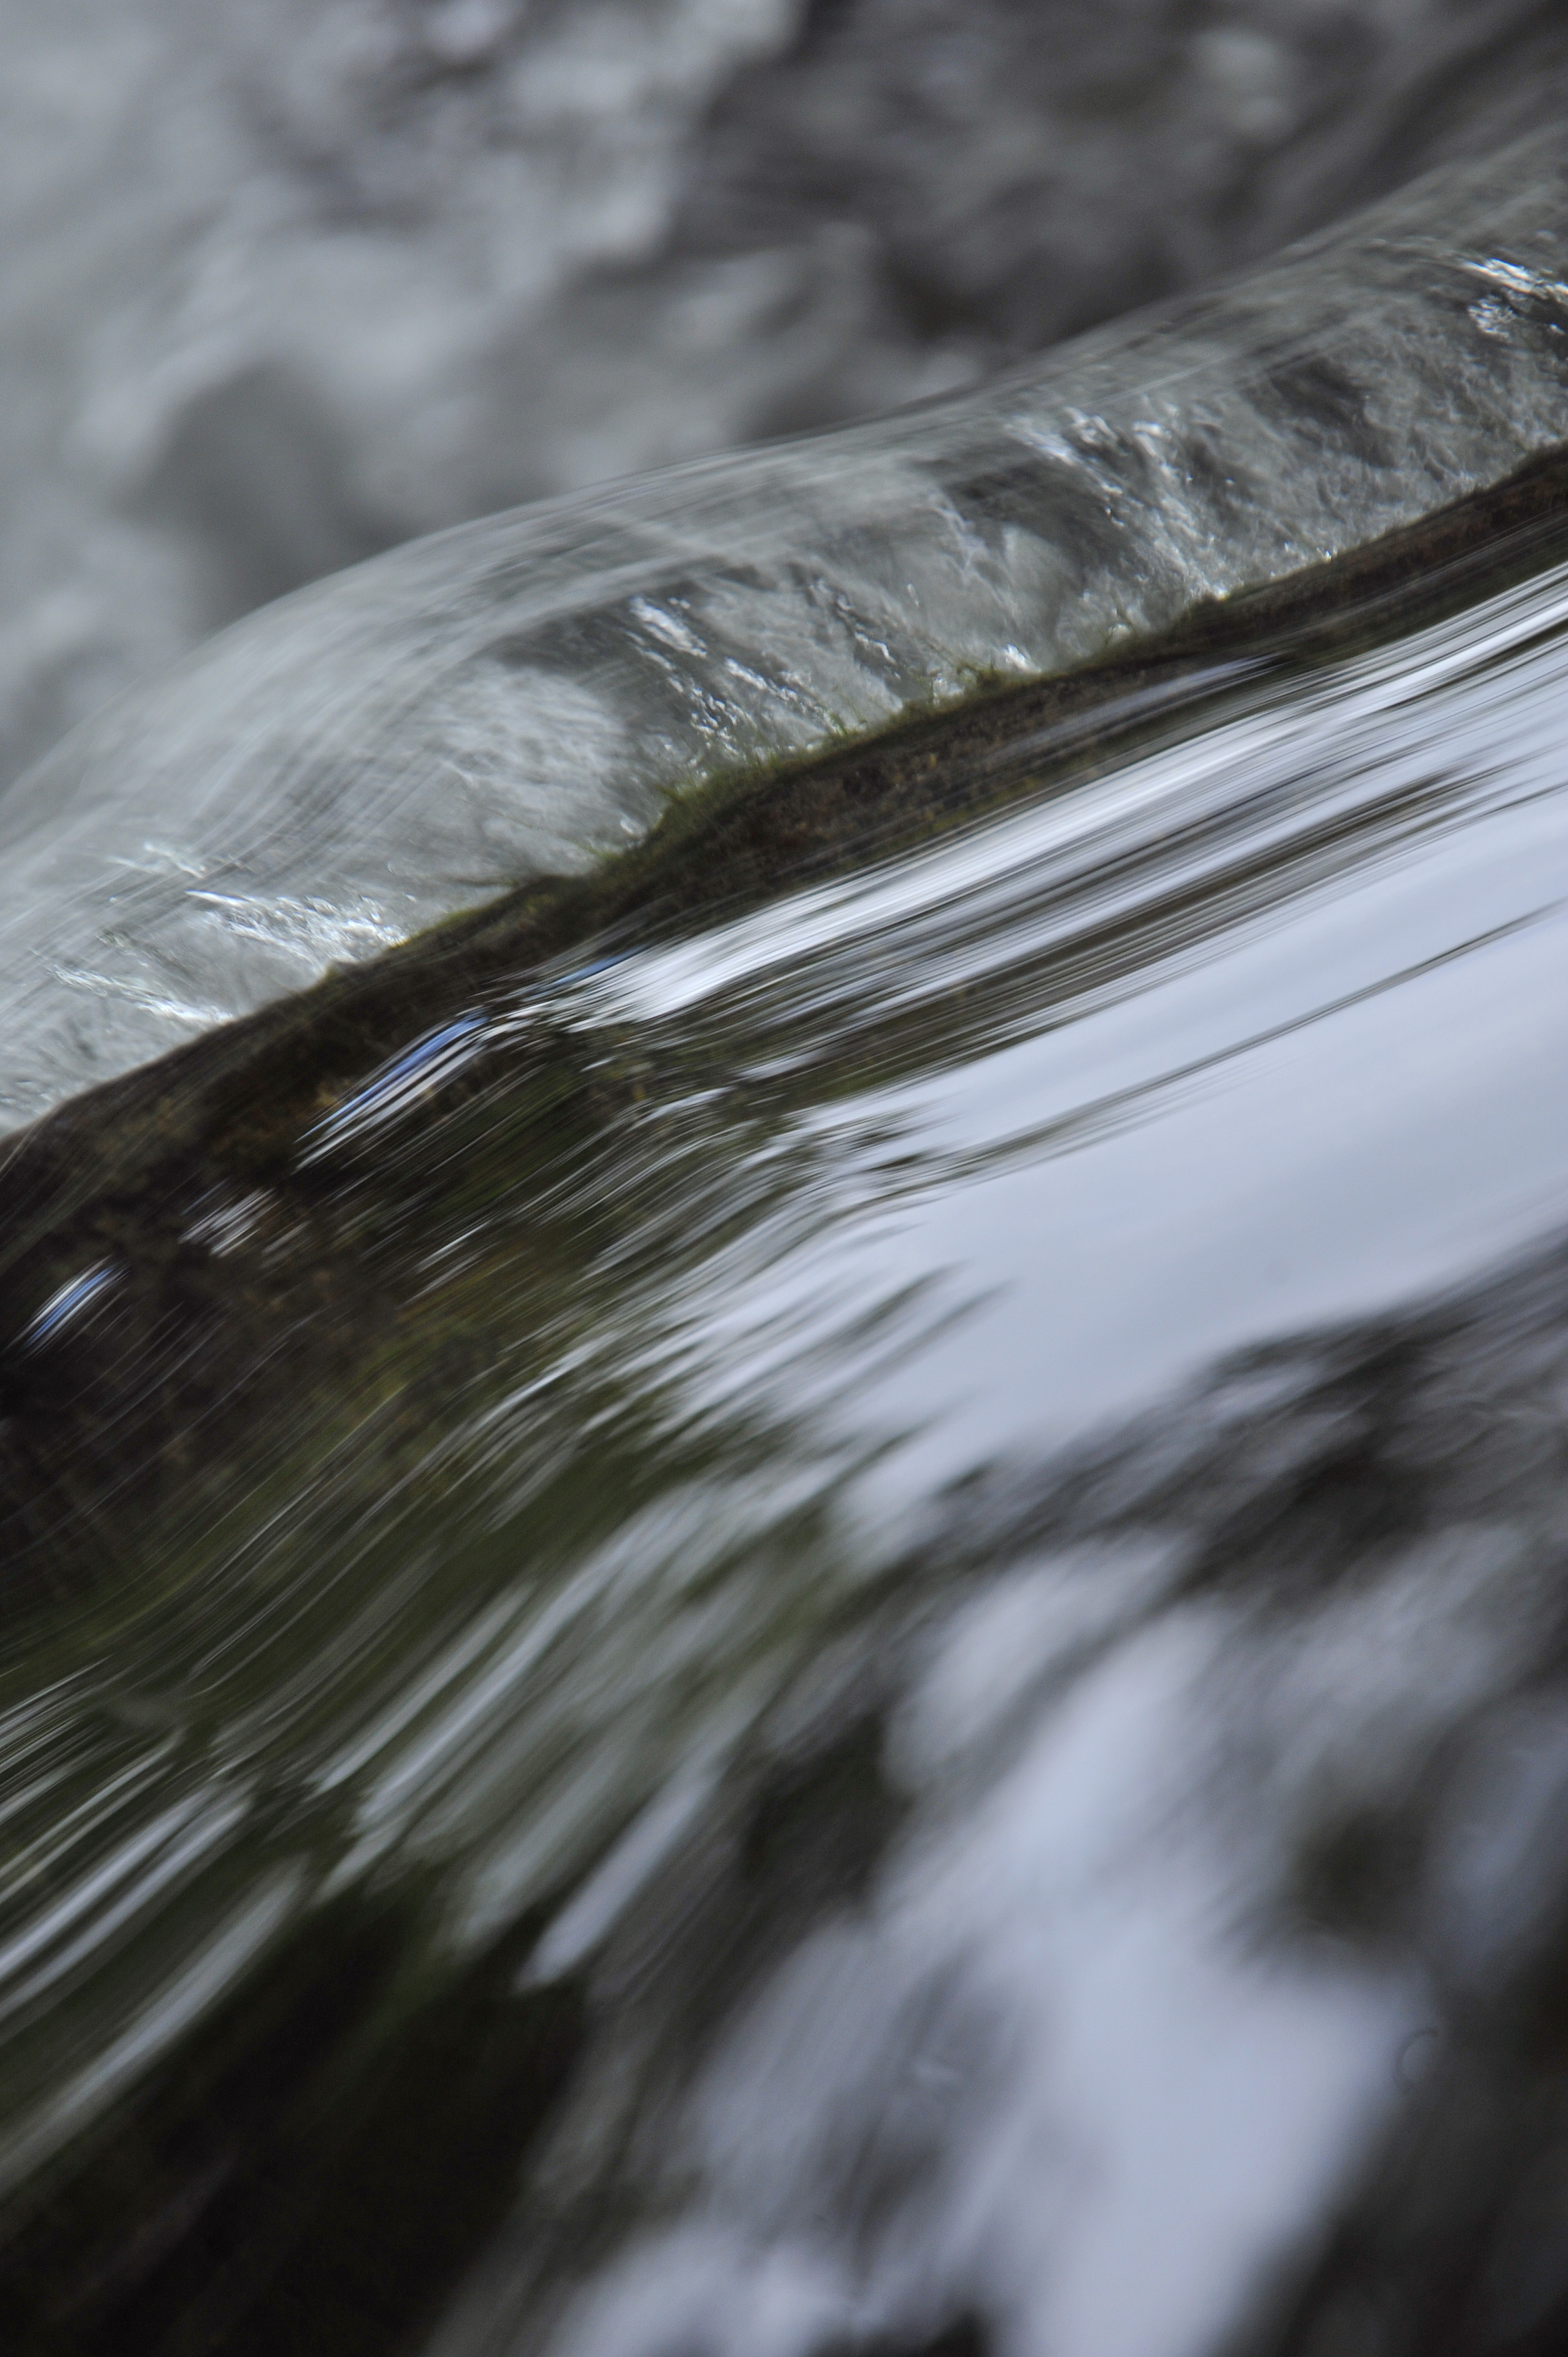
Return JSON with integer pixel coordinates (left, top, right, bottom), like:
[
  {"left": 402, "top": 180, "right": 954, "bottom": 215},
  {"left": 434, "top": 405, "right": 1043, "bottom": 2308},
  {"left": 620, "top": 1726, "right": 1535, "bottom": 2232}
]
[
  {"left": 2, "top": 127, "right": 1568, "bottom": 1138},
  {"left": 1, "top": 439, "right": 1564, "bottom": 1267}
]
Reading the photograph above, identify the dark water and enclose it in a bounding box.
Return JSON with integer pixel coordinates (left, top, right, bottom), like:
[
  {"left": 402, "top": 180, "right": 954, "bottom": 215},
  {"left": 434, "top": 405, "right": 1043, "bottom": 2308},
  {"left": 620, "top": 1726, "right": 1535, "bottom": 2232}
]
[{"left": 2, "top": 499, "right": 1566, "bottom": 2354}]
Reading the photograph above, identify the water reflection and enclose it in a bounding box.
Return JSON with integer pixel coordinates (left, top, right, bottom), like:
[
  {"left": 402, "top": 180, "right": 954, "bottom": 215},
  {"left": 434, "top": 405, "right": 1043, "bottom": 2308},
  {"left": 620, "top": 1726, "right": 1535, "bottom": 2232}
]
[{"left": 2, "top": 529, "right": 1567, "bottom": 2353}]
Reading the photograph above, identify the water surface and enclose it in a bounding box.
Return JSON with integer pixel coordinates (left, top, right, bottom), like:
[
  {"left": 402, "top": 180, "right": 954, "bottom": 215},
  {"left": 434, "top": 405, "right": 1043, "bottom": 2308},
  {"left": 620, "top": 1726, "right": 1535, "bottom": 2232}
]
[{"left": 3, "top": 501, "right": 1567, "bottom": 2356}]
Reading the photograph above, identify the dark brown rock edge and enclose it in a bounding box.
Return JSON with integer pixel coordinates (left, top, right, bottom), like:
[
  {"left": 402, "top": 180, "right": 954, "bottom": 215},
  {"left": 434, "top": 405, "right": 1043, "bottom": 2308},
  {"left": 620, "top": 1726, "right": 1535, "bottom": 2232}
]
[
  {"left": 6, "top": 442, "right": 1568, "bottom": 1257},
  {"left": 2, "top": 445, "right": 1568, "bottom": 1569}
]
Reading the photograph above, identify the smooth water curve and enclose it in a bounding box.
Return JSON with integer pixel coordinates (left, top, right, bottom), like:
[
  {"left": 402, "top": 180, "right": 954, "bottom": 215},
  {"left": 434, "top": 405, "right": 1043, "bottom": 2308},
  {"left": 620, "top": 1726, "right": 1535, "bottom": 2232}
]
[{"left": 2, "top": 128, "right": 1568, "bottom": 1131}]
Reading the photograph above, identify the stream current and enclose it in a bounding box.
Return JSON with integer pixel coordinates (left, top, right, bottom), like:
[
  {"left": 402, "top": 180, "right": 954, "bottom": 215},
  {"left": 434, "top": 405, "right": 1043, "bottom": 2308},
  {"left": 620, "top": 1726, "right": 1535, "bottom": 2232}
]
[{"left": 1, "top": 481, "right": 1566, "bottom": 2355}]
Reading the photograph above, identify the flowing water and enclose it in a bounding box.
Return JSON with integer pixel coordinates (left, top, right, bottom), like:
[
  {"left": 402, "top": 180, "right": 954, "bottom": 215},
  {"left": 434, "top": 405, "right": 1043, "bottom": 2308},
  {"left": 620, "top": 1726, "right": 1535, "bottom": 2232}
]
[
  {"left": 4, "top": 47, "right": 1568, "bottom": 2355},
  {"left": 7, "top": 0, "right": 1568, "bottom": 794},
  {"left": 7, "top": 127, "right": 1568, "bottom": 1133},
  {"left": 2, "top": 464, "right": 1567, "bottom": 2353}
]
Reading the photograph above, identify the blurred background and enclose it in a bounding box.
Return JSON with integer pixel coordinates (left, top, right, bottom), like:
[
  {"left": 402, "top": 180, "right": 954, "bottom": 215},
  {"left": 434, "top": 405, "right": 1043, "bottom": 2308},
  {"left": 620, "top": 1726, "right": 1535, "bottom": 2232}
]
[{"left": 3, "top": 0, "right": 1567, "bottom": 799}]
